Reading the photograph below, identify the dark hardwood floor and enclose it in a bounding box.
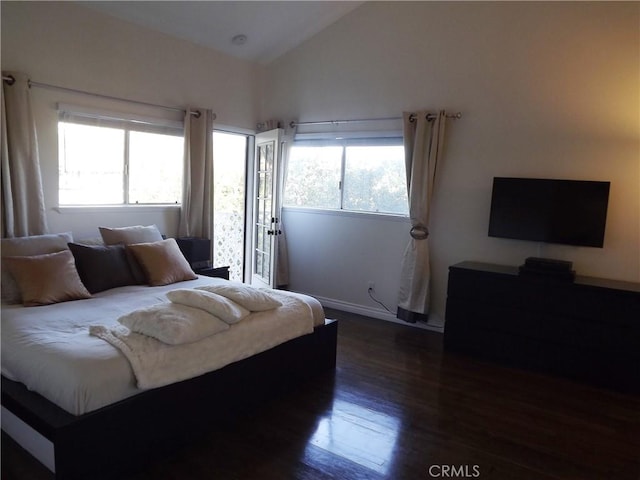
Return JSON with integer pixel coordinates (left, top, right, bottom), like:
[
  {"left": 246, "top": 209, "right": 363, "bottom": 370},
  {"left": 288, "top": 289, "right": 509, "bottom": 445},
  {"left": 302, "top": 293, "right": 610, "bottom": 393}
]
[{"left": 3, "top": 308, "right": 639, "bottom": 479}]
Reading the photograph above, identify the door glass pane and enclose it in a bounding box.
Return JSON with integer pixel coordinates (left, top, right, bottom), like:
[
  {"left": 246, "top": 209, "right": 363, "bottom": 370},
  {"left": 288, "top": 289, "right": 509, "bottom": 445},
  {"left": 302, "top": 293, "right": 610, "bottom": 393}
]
[
  {"left": 265, "top": 173, "right": 272, "bottom": 198},
  {"left": 258, "top": 172, "right": 266, "bottom": 200},
  {"left": 259, "top": 145, "right": 266, "bottom": 171},
  {"left": 256, "top": 227, "right": 264, "bottom": 254},
  {"left": 255, "top": 251, "right": 263, "bottom": 277},
  {"left": 265, "top": 142, "right": 274, "bottom": 170},
  {"left": 263, "top": 251, "right": 270, "bottom": 279},
  {"left": 254, "top": 142, "right": 272, "bottom": 284},
  {"left": 263, "top": 226, "right": 270, "bottom": 253},
  {"left": 213, "top": 132, "right": 246, "bottom": 282},
  {"left": 264, "top": 198, "right": 272, "bottom": 229}
]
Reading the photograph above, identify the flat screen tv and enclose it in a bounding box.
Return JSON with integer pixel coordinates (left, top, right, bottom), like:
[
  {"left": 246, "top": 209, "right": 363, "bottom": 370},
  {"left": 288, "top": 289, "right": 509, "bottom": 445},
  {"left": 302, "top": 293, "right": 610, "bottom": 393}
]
[{"left": 488, "top": 177, "right": 610, "bottom": 248}]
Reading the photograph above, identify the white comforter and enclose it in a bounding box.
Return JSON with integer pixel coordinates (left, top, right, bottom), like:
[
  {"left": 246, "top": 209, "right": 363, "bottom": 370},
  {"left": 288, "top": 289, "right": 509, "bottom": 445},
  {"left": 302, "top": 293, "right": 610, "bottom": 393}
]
[
  {"left": 90, "top": 290, "right": 313, "bottom": 389},
  {"left": 1, "top": 276, "right": 325, "bottom": 415}
]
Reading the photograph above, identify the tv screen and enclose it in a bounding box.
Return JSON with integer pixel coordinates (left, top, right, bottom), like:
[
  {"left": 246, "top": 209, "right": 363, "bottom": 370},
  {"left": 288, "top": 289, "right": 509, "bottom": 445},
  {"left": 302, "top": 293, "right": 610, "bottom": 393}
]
[{"left": 488, "top": 177, "right": 610, "bottom": 248}]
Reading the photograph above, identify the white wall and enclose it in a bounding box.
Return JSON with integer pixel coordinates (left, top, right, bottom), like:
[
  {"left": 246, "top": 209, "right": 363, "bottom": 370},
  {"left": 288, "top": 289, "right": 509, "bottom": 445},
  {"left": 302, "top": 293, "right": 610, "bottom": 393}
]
[
  {"left": 1, "top": 1, "right": 261, "bottom": 240},
  {"left": 2, "top": 2, "right": 638, "bottom": 325},
  {"left": 264, "top": 2, "right": 640, "bottom": 323},
  {"left": 282, "top": 208, "right": 410, "bottom": 322}
]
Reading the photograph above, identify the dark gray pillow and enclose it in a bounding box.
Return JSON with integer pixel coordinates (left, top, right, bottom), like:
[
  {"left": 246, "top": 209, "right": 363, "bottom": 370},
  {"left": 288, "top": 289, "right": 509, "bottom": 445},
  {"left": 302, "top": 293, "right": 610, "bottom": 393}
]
[
  {"left": 124, "top": 247, "right": 148, "bottom": 285},
  {"left": 68, "top": 243, "right": 139, "bottom": 293}
]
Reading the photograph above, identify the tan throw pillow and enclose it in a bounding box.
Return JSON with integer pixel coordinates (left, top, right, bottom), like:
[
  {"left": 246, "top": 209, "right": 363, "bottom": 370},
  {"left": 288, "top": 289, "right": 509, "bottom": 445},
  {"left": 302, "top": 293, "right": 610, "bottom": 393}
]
[
  {"left": 127, "top": 239, "right": 197, "bottom": 286},
  {"left": 4, "top": 250, "right": 92, "bottom": 306},
  {"left": 99, "top": 225, "right": 163, "bottom": 245},
  {"left": 1, "top": 232, "right": 74, "bottom": 304}
]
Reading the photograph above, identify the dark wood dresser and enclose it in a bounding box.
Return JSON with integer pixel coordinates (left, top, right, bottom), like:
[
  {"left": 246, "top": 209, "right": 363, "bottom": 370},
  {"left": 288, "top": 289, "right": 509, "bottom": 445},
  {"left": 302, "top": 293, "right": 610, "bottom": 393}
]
[{"left": 444, "top": 261, "right": 640, "bottom": 392}]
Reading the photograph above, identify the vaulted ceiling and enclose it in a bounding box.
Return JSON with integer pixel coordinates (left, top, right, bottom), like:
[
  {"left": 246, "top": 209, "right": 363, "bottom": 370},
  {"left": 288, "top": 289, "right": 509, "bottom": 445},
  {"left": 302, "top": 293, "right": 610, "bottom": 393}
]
[{"left": 82, "top": 1, "right": 364, "bottom": 65}]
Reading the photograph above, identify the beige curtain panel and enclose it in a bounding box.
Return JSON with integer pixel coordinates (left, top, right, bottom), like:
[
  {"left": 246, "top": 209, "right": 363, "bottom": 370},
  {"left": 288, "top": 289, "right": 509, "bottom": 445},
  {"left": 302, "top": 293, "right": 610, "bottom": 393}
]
[
  {"left": 179, "top": 108, "right": 215, "bottom": 246},
  {"left": 397, "top": 110, "right": 447, "bottom": 323},
  {"left": 1, "top": 71, "right": 48, "bottom": 238},
  {"left": 275, "top": 129, "right": 295, "bottom": 288}
]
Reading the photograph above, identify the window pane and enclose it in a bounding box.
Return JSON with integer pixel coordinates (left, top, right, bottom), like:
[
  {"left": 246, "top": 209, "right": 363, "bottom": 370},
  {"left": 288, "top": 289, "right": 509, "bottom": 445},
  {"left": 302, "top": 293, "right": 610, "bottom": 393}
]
[
  {"left": 284, "top": 146, "right": 341, "bottom": 209},
  {"left": 343, "top": 145, "right": 408, "bottom": 215},
  {"left": 58, "top": 122, "right": 124, "bottom": 205},
  {"left": 213, "top": 131, "right": 246, "bottom": 281},
  {"left": 129, "top": 131, "right": 183, "bottom": 204}
]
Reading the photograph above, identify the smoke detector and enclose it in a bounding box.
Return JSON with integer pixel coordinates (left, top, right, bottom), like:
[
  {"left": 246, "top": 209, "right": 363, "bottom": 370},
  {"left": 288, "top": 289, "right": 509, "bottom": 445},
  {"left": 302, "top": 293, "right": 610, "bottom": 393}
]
[{"left": 231, "top": 34, "right": 248, "bottom": 46}]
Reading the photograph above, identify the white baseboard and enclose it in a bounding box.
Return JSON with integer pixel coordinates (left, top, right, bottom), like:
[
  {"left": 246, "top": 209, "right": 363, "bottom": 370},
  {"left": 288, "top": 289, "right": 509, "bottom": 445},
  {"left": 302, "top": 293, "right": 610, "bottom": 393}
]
[{"left": 310, "top": 294, "right": 444, "bottom": 333}]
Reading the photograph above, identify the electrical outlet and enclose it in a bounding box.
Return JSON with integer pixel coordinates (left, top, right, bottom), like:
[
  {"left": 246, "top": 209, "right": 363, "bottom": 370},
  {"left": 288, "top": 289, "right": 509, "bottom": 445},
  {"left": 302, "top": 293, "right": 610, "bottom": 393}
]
[{"left": 368, "top": 281, "right": 375, "bottom": 291}]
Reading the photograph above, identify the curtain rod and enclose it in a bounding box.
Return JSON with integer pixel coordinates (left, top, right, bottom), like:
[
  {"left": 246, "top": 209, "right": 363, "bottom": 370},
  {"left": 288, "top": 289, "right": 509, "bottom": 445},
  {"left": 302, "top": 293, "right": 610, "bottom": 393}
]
[
  {"left": 2, "top": 74, "right": 212, "bottom": 119},
  {"left": 289, "top": 112, "right": 461, "bottom": 129}
]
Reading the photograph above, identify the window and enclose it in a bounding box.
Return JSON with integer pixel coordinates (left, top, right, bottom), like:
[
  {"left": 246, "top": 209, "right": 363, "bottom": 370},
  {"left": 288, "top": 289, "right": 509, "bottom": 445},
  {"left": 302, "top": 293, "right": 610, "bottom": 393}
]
[
  {"left": 343, "top": 145, "right": 407, "bottom": 214},
  {"left": 284, "top": 138, "right": 408, "bottom": 215},
  {"left": 284, "top": 145, "right": 342, "bottom": 209},
  {"left": 58, "top": 110, "right": 183, "bottom": 206},
  {"left": 58, "top": 123, "right": 125, "bottom": 205},
  {"left": 128, "top": 131, "right": 183, "bottom": 204}
]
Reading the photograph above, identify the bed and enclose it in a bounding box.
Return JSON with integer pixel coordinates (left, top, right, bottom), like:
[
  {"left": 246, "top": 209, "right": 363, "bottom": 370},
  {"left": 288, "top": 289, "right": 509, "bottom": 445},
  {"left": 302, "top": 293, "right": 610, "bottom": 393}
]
[{"left": 1, "top": 230, "right": 337, "bottom": 479}]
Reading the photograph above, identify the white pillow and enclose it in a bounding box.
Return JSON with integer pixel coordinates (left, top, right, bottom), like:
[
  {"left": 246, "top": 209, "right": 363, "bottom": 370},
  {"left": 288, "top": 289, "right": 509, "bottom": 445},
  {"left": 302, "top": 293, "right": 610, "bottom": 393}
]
[
  {"left": 167, "top": 289, "right": 250, "bottom": 325},
  {"left": 118, "top": 303, "right": 229, "bottom": 345},
  {"left": 1, "top": 232, "right": 74, "bottom": 304},
  {"left": 195, "top": 284, "right": 282, "bottom": 311},
  {"left": 99, "top": 225, "right": 163, "bottom": 245}
]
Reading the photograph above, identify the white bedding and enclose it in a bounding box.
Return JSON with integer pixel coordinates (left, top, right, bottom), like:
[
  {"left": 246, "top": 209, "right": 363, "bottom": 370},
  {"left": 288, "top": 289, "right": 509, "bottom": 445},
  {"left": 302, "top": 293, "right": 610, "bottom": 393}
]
[{"left": 1, "top": 276, "right": 325, "bottom": 416}]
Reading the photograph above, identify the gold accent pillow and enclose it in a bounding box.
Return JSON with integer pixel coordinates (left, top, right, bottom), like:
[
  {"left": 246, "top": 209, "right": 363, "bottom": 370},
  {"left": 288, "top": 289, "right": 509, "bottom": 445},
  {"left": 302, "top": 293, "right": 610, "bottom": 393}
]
[
  {"left": 1, "top": 232, "right": 73, "bottom": 304},
  {"left": 4, "top": 250, "right": 92, "bottom": 306},
  {"left": 127, "top": 239, "right": 197, "bottom": 286}
]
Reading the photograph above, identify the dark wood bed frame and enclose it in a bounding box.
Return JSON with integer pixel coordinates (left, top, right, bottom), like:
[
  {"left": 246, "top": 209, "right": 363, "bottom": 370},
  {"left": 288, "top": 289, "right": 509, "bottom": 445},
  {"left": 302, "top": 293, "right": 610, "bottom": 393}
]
[{"left": 2, "top": 319, "right": 338, "bottom": 480}]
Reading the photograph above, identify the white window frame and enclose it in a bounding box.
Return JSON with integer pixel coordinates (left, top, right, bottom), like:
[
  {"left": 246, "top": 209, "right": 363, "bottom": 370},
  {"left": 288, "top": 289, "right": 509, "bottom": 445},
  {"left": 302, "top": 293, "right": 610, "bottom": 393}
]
[{"left": 56, "top": 104, "right": 184, "bottom": 211}]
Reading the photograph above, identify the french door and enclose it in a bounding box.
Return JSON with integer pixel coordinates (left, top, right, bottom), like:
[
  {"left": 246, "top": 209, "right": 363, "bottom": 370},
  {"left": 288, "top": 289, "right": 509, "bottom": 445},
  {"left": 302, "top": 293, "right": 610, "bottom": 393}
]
[{"left": 251, "top": 129, "right": 284, "bottom": 288}]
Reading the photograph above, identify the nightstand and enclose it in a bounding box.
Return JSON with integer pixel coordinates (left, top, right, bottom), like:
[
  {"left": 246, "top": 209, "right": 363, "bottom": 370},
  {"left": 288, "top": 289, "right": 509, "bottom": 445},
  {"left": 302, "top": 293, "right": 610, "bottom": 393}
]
[{"left": 195, "top": 266, "right": 230, "bottom": 280}]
